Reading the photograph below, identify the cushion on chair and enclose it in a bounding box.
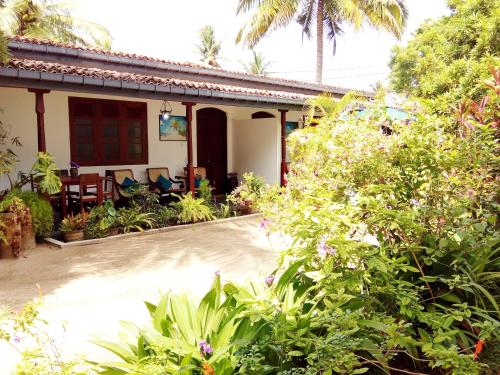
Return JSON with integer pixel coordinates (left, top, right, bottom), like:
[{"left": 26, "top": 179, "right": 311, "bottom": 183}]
[
  {"left": 156, "top": 174, "right": 173, "bottom": 192},
  {"left": 122, "top": 176, "right": 135, "bottom": 188},
  {"left": 194, "top": 177, "right": 202, "bottom": 188}
]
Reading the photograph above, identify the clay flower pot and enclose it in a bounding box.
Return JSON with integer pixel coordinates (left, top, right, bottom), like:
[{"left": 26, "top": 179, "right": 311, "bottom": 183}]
[
  {"left": 70, "top": 167, "right": 79, "bottom": 178},
  {"left": 20, "top": 208, "right": 36, "bottom": 251},
  {"left": 63, "top": 230, "right": 84, "bottom": 242}
]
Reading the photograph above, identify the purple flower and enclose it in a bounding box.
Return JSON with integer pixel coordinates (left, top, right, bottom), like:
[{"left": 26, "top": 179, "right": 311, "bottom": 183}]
[
  {"left": 259, "top": 218, "right": 270, "bottom": 229},
  {"left": 409, "top": 198, "right": 420, "bottom": 207},
  {"left": 317, "top": 239, "right": 337, "bottom": 258},
  {"left": 12, "top": 335, "right": 21, "bottom": 344},
  {"left": 264, "top": 274, "right": 275, "bottom": 287},
  {"left": 214, "top": 270, "right": 220, "bottom": 277},
  {"left": 199, "top": 340, "right": 213, "bottom": 356},
  {"left": 69, "top": 161, "right": 80, "bottom": 169}
]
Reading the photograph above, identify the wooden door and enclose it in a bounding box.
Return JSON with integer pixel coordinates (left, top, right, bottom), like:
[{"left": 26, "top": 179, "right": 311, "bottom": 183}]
[{"left": 196, "top": 108, "right": 227, "bottom": 194}]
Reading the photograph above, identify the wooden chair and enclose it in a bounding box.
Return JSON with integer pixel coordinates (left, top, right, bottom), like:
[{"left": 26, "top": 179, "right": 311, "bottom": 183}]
[
  {"left": 146, "top": 167, "right": 184, "bottom": 201},
  {"left": 69, "top": 173, "right": 99, "bottom": 212},
  {"left": 111, "top": 169, "right": 137, "bottom": 202}
]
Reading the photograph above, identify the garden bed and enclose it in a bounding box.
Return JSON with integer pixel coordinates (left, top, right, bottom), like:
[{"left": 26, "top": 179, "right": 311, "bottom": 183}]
[{"left": 45, "top": 213, "right": 262, "bottom": 248}]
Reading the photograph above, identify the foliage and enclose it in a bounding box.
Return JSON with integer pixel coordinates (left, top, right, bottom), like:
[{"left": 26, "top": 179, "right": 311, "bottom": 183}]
[
  {"left": 236, "top": 0, "right": 408, "bottom": 82},
  {"left": 27, "top": 152, "right": 61, "bottom": 195},
  {"left": 84, "top": 201, "right": 118, "bottom": 239},
  {"left": 227, "top": 172, "right": 265, "bottom": 212},
  {"left": 7, "top": 190, "right": 53, "bottom": 238},
  {"left": 197, "top": 178, "right": 212, "bottom": 203},
  {"left": 197, "top": 25, "right": 221, "bottom": 68},
  {"left": 0, "top": 0, "right": 112, "bottom": 48},
  {"left": 170, "top": 193, "right": 215, "bottom": 224},
  {"left": 59, "top": 211, "right": 88, "bottom": 233},
  {"left": 255, "top": 80, "right": 500, "bottom": 372},
  {"left": 0, "top": 109, "right": 21, "bottom": 179},
  {"left": 213, "top": 203, "right": 234, "bottom": 219},
  {"left": 94, "top": 275, "right": 266, "bottom": 375},
  {"left": 389, "top": 0, "right": 500, "bottom": 112},
  {"left": 244, "top": 50, "right": 271, "bottom": 75},
  {"left": 0, "top": 299, "right": 88, "bottom": 374},
  {"left": 116, "top": 207, "right": 154, "bottom": 233},
  {"left": 0, "top": 28, "right": 8, "bottom": 63}
]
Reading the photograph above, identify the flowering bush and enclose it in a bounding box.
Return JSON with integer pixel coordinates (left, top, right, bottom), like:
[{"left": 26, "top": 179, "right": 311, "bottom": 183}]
[{"left": 255, "top": 81, "right": 499, "bottom": 372}]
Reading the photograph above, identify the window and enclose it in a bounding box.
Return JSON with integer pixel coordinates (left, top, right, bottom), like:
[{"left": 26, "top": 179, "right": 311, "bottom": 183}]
[{"left": 68, "top": 97, "right": 148, "bottom": 166}]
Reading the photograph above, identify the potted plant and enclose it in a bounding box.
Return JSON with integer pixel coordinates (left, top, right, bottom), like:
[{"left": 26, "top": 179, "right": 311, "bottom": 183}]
[
  {"left": 0, "top": 196, "right": 24, "bottom": 258},
  {"left": 69, "top": 161, "right": 80, "bottom": 178},
  {"left": 60, "top": 211, "right": 88, "bottom": 242},
  {"left": 227, "top": 173, "right": 265, "bottom": 215}
]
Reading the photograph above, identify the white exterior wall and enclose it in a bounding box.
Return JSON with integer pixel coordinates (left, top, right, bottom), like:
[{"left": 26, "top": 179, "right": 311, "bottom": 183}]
[{"left": 0, "top": 87, "right": 302, "bottom": 190}]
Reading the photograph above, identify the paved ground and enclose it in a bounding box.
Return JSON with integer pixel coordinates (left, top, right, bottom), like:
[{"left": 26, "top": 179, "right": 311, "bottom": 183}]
[{"left": 0, "top": 216, "right": 277, "bottom": 374}]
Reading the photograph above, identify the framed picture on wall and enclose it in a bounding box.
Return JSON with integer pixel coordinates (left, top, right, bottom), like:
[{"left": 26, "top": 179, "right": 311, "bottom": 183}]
[
  {"left": 285, "top": 121, "right": 299, "bottom": 138},
  {"left": 159, "top": 115, "right": 187, "bottom": 141}
]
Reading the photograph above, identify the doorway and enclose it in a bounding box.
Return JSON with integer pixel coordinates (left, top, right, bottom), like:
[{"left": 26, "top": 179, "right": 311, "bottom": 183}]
[{"left": 196, "top": 108, "right": 227, "bottom": 193}]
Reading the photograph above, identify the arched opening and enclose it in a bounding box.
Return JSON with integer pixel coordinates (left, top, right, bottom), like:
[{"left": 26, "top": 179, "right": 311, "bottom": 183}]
[
  {"left": 251, "top": 111, "right": 275, "bottom": 119},
  {"left": 196, "top": 108, "right": 227, "bottom": 193}
]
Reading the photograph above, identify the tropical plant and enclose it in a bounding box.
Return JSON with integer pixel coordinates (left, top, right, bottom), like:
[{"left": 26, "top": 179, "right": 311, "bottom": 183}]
[
  {"left": 0, "top": 299, "right": 87, "bottom": 374},
  {"left": 244, "top": 50, "right": 271, "bottom": 75},
  {"left": 236, "top": 0, "right": 408, "bottom": 82},
  {"left": 0, "top": 28, "right": 8, "bottom": 63},
  {"left": 0, "top": 0, "right": 112, "bottom": 49},
  {"left": 227, "top": 172, "right": 265, "bottom": 213},
  {"left": 7, "top": 190, "right": 53, "bottom": 238},
  {"left": 59, "top": 211, "right": 87, "bottom": 233},
  {"left": 256, "top": 81, "right": 499, "bottom": 372},
  {"left": 116, "top": 207, "right": 153, "bottom": 233},
  {"left": 389, "top": 0, "right": 500, "bottom": 113},
  {"left": 94, "top": 274, "right": 259, "bottom": 375},
  {"left": 170, "top": 193, "right": 215, "bottom": 224},
  {"left": 197, "top": 25, "right": 221, "bottom": 68},
  {"left": 84, "top": 201, "right": 118, "bottom": 239},
  {"left": 197, "top": 178, "right": 212, "bottom": 203}
]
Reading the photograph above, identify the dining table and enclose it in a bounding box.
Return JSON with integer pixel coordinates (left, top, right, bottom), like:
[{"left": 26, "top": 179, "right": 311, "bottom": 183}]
[{"left": 60, "top": 175, "right": 108, "bottom": 217}]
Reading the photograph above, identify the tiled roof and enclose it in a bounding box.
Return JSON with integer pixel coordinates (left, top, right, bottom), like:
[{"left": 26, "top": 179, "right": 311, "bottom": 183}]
[
  {"left": 4, "top": 58, "right": 312, "bottom": 101},
  {"left": 8, "top": 35, "right": 353, "bottom": 94}
]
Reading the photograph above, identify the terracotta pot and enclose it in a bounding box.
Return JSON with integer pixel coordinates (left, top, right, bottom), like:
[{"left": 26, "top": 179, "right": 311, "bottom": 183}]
[
  {"left": 63, "top": 230, "right": 84, "bottom": 242},
  {"left": 239, "top": 206, "right": 253, "bottom": 215},
  {"left": 70, "top": 168, "right": 79, "bottom": 178},
  {"left": 0, "top": 212, "right": 22, "bottom": 258},
  {"left": 20, "top": 208, "right": 36, "bottom": 251},
  {"left": 106, "top": 227, "right": 120, "bottom": 236}
]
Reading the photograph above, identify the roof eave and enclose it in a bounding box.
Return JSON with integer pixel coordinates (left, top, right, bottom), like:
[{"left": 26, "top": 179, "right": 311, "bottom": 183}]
[{"left": 0, "top": 66, "right": 306, "bottom": 111}]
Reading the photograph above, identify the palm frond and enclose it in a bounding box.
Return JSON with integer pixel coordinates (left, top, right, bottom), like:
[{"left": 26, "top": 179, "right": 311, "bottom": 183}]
[
  {"left": 0, "top": 29, "right": 9, "bottom": 63},
  {"left": 358, "top": 0, "right": 408, "bottom": 39},
  {"left": 296, "top": 0, "right": 316, "bottom": 42},
  {"left": 236, "top": 0, "right": 300, "bottom": 48},
  {"left": 303, "top": 91, "right": 365, "bottom": 120}
]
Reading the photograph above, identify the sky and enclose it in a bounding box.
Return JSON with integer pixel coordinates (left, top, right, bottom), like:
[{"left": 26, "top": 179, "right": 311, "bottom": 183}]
[{"left": 72, "top": 0, "right": 450, "bottom": 91}]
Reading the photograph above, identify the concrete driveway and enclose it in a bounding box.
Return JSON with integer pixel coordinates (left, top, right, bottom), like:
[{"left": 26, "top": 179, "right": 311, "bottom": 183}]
[{"left": 0, "top": 216, "right": 276, "bottom": 373}]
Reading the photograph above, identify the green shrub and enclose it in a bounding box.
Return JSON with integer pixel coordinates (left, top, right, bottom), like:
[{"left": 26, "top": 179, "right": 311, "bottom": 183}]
[
  {"left": 116, "top": 207, "right": 154, "bottom": 233},
  {"left": 94, "top": 275, "right": 256, "bottom": 374},
  {"left": 227, "top": 172, "right": 265, "bottom": 212},
  {"left": 84, "top": 201, "right": 118, "bottom": 239},
  {"left": 170, "top": 193, "right": 215, "bottom": 223},
  {"left": 9, "top": 190, "right": 53, "bottom": 239}
]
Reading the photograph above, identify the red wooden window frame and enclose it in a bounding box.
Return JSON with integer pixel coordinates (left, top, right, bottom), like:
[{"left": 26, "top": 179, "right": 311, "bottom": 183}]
[{"left": 68, "top": 97, "right": 148, "bottom": 166}]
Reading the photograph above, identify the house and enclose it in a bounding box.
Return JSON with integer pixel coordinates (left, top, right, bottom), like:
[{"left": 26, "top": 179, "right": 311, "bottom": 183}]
[{"left": 0, "top": 36, "right": 364, "bottom": 194}]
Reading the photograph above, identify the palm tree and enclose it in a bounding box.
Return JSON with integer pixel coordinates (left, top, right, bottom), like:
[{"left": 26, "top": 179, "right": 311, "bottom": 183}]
[
  {"left": 236, "top": 0, "right": 408, "bottom": 83},
  {"left": 0, "top": 29, "right": 8, "bottom": 63},
  {"left": 197, "top": 25, "right": 221, "bottom": 68},
  {"left": 0, "top": 0, "right": 112, "bottom": 49},
  {"left": 244, "top": 50, "right": 271, "bottom": 75}
]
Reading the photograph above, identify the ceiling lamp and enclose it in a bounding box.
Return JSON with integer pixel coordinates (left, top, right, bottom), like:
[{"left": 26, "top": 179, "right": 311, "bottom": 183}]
[{"left": 160, "top": 100, "right": 172, "bottom": 120}]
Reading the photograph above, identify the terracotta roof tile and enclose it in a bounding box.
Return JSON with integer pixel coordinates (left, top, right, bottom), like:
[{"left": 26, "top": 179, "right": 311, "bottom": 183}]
[
  {"left": 4, "top": 58, "right": 312, "bottom": 101},
  {"left": 8, "top": 35, "right": 353, "bottom": 93}
]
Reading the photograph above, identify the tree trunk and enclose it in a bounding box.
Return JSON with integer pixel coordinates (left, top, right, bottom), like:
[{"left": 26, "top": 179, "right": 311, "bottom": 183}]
[{"left": 315, "top": 0, "right": 324, "bottom": 83}]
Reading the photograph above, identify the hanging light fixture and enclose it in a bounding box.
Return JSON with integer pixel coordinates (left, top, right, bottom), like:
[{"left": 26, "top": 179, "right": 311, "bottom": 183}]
[{"left": 160, "top": 100, "right": 172, "bottom": 120}]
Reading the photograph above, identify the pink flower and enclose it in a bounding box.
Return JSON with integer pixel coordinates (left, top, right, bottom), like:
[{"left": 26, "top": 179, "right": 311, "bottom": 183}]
[
  {"left": 317, "top": 239, "right": 337, "bottom": 258},
  {"left": 259, "top": 218, "right": 270, "bottom": 229},
  {"left": 265, "top": 274, "right": 275, "bottom": 287}
]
